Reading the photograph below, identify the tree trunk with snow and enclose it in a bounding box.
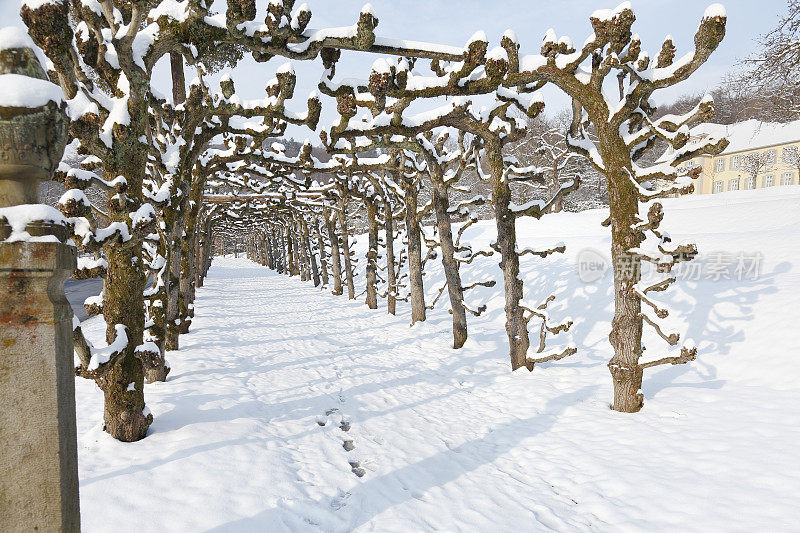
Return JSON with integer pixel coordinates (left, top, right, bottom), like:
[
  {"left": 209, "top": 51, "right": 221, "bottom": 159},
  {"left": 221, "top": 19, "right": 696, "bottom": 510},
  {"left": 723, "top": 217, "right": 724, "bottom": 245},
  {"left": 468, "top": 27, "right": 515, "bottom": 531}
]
[
  {"left": 178, "top": 228, "right": 196, "bottom": 334},
  {"left": 304, "top": 218, "right": 321, "bottom": 287},
  {"left": 549, "top": 163, "right": 564, "bottom": 213},
  {"left": 164, "top": 218, "right": 184, "bottom": 354},
  {"left": 337, "top": 196, "right": 356, "bottom": 299},
  {"left": 325, "top": 208, "right": 344, "bottom": 295},
  {"left": 427, "top": 159, "right": 468, "bottom": 348},
  {"left": 286, "top": 224, "right": 298, "bottom": 277},
  {"left": 265, "top": 231, "right": 275, "bottom": 270},
  {"left": 384, "top": 201, "right": 397, "bottom": 315},
  {"left": 315, "top": 218, "right": 329, "bottom": 287},
  {"left": 487, "top": 143, "right": 530, "bottom": 370},
  {"left": 402, "top": 179, "right": 426, "bottom": 323},
  {"left": 365, "top": 199, "right": 379, "bottom": 309},
  {"left": 100, "top": 244, "right": 153, "bottom": 441}
]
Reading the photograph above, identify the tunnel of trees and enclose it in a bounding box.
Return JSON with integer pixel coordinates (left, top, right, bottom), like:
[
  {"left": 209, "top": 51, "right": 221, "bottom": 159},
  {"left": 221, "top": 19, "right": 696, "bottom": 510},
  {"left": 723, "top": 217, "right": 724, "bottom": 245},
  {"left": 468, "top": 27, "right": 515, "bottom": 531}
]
[{"left": 8, "top": 0, "right": 733, "bottom": 441}]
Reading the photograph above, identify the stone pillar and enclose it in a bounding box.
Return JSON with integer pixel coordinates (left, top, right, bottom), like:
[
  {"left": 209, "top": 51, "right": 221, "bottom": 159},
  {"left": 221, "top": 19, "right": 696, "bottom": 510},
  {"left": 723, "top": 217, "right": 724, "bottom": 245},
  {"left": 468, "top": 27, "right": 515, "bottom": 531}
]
[{"left": 0, "top": 28, "right": 79, "bottom": 532}]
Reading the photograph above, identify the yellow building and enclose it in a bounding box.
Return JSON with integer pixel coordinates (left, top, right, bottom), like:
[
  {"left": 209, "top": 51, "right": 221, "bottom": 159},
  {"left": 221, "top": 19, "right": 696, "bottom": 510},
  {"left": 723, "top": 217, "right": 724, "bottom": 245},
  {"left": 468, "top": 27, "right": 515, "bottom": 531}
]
[{"left": 681, "top": 119, "right": 800, "bottom": 194}]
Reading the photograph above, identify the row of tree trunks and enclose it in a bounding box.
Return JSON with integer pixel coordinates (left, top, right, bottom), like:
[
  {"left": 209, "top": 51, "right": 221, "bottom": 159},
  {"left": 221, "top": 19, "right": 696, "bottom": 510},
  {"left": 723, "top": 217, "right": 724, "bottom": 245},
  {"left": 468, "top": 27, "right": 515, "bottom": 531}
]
[
  {"left": 246, "top": 184, "right": 414, "bottom": 324},
  {"left": 241, "top": 173, "right": 433, "bottom": 334}
]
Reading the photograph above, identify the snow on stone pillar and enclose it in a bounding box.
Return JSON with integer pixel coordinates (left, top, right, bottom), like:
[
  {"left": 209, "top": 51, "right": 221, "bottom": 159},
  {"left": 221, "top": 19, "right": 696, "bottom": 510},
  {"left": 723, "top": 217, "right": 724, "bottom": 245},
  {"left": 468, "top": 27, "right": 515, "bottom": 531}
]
[{"left": 0, "top": 27, "right": 79, "bottom": 532}]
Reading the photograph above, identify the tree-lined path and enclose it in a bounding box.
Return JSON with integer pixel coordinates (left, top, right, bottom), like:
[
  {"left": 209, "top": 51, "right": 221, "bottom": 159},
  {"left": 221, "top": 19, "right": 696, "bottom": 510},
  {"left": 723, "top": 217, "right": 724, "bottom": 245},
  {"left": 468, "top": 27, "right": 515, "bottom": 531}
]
[
  {"left": 73, "top": 238, "right": 799, "bottom": 531},
  {"left": 2, "top": 1, "right": 799, "bottom": 529}
]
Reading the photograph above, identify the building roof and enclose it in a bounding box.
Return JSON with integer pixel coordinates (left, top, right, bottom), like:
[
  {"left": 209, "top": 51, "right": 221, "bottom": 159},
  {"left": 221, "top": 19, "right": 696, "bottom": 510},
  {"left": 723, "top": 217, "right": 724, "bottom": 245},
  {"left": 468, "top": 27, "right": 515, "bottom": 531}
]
[{"left": 690, "top": 119, "right": 800, "bottom": 156}]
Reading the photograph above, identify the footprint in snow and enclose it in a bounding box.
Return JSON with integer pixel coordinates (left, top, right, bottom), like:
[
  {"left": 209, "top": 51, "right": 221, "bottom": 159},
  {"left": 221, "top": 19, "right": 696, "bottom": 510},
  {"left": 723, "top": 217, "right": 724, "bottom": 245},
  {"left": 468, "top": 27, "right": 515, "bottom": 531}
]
[
  {"left": 349, "top": 460, "right": 366, "bottom": 477},
  {"left": 317, "top": 408, "right": 368, "bottom": 478},
  {"left": 330, "top": 491, "right": 350, "bottom": 510}
]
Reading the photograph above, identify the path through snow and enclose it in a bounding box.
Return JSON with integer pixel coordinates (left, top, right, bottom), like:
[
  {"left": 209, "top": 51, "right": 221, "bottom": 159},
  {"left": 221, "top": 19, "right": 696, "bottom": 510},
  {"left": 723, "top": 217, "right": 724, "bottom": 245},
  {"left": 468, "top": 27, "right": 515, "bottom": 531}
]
[{"left": 77, "top": 188, "right": 800, "bottom": 532}]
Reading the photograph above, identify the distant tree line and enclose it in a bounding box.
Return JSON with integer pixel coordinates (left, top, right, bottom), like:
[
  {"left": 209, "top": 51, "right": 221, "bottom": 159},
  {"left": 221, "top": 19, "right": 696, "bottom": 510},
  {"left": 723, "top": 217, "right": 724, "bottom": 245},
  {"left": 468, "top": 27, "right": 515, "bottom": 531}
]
[{"left": 659, "top": 0, "right": 800, "bottom": 125}]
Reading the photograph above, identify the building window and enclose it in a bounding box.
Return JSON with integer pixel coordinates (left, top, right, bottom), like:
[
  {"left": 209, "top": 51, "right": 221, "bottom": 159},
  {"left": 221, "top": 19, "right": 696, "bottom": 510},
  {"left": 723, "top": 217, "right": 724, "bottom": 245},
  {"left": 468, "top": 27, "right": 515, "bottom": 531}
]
[
  {"left": 744, "top": 176, "right": 756, "bottom": 190},
  {"left": 781, "top": 172, "right": 794, "bottom": 186},
  {"left": 764, "top": 175, "right": 775, "bottom": 187},
  {"left": 715, "top": 158, "right": 725, "bottom": 172},
  {"left": 728, "top": 178, "right": 740, "bottom": 191},
  {"left": 731, "top": 155, "right": 740, "bottom": 170},
  {"left": 713, "top": 181, "right": 723, "bottom": 193},
  {"left": 766, "top": 149, "right": 777, "bottom": 166}
]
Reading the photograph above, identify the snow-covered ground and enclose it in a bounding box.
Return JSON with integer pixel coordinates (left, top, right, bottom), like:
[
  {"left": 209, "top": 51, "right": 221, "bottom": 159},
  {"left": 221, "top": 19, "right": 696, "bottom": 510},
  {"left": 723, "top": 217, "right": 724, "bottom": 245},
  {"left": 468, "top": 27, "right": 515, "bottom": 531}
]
[{"left": 77, "top": 187, "right": 800, "bottom": 531}]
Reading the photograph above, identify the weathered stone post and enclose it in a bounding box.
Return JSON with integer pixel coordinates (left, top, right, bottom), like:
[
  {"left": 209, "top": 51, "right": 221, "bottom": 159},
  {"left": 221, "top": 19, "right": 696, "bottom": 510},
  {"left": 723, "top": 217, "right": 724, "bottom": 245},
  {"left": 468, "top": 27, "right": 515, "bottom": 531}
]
[{"left": 0, "top": 28, "right": 79, "bottom": 532}]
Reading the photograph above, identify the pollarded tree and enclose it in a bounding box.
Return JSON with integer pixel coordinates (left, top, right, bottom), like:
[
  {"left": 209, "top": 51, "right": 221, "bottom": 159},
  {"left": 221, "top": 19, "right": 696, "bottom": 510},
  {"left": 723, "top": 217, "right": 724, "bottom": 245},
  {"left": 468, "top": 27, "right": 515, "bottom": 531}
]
[
  {"left": 505, "top": 2, "right": 729, "bottom": 411},
  {"left": 24, "top": 0, "right": 167, "bottom": 440}
]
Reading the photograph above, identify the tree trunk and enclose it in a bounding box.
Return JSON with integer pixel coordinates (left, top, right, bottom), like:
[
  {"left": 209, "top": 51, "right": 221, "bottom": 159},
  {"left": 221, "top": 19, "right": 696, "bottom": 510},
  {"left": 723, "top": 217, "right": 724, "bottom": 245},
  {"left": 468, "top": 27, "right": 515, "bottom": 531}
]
[
  {"left": 295, "top": 220, "right": 308, "bottom": 281},
  {"left": 274, "top": 229, "right": 283, "bottom": 273},
  {"left": 429, "top": 170, "right": 467, "bottom": 349},
  {"left": 325, "top": 208, "right": 343, "bottom": 295},
  {"left": 286, "top": 225, "right": 298, "bottom": 276},
  {"left": 102, "top": 244, "right": 152, "bottom": 441},
  {"left": 164, "top": 217, "right": 183, "bottom": 353},
  {"left": 294, "top": 228, "right": 305, "bottom": 280},
  {"left": 550, "top": 163, "right": 564, "bottom": 213},
  {"left": 265, "top": 232, "right": 275, "bottom": 270},
  {"left": 487, "top": 143, "right": 530, "bottom": 370},
  {"left": 195, "top": 225, "right": 205, "bottom": 288},
  {"left": 304, "top": 219, "right": 321, "bottom": 287},
  {"left": 384, "top": 201, "right": 396, "bottom": 315},
  {"left": 365, "top": 199, "right": 379, "bottom": 309},
  {"left": 278, "top": 229, "right": 287, "bottom": 274},
  {"left": 403, "top": 180, "right": 426, "bottom": 323},
  {"left": 178, "top": 224, "right": 195, "bottom": 335},
  {"left": 203, "top": 219, "right": 212, "bottom": 277},
  {"left": 338, "top": 196, "right": 356, "bottom": 299},
  {"left": 605, "top": 153, "right": 644, "bottom": 412},
  {"left": 315, "top": 219, "right": 329, "bottom": 287},
  {"left": 170, "top": 52, "right": 186, "bottom": 106}
]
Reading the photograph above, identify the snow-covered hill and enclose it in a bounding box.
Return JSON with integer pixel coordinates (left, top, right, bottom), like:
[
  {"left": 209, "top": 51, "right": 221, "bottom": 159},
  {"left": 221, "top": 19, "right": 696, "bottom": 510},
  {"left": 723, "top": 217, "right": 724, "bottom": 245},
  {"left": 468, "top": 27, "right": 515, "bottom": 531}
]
[{"left": 77, "top": 187, "right": 800, "bottom": 531}]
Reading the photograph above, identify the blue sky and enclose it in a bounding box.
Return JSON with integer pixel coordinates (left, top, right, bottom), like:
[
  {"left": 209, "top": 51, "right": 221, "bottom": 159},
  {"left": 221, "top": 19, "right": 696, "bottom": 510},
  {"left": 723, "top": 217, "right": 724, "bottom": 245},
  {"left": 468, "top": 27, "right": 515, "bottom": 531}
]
[{"left": 1, "top": 1, "right": 786, "bottom": 141}]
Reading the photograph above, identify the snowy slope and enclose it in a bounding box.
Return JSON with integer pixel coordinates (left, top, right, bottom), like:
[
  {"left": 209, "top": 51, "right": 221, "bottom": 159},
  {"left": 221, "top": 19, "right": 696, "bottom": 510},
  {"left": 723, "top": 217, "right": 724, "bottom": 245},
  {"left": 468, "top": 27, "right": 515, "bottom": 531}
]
[{"left": 76, "top": 187, "right": 800, "bottom": 532}]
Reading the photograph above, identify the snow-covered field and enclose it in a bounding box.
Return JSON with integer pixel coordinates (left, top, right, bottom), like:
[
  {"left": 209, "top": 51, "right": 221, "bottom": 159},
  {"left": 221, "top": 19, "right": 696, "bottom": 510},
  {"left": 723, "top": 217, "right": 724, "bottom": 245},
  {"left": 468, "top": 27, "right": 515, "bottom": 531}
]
[{"left": 77, "top": 187, "right": 800, "bottom": 531}]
